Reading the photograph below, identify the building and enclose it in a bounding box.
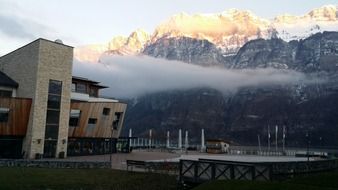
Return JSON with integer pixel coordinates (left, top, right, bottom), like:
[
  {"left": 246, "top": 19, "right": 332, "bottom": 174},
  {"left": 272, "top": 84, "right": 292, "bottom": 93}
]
[
  {"left": 0, "top": 39, "right": 127, "bottom": 159},
  {"left": 206, "top": 139, "right": 230, "bottom": 154},
  {"left": 67, "top": 76, "right": 127, "bottom": 156}
]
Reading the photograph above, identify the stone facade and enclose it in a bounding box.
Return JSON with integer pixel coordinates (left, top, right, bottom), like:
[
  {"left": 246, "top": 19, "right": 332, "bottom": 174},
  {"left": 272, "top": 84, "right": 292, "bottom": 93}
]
[{"left": 0, "top": 39, "right": 73, "bottom": 159}]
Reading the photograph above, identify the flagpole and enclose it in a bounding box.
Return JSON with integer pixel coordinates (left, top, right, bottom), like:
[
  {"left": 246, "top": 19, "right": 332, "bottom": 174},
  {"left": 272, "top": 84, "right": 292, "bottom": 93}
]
[
  {"left": 257, "top": 134, "right": 261, "bottom": 153},
  {"left": 268, "top": 125, "right": 270, "bottom": 151},
  {"left": 282, "top": 126, "right": 286, "bottom": 153},
  {"left": 275, "top": 125, "right": 278, "bottom": 152}
]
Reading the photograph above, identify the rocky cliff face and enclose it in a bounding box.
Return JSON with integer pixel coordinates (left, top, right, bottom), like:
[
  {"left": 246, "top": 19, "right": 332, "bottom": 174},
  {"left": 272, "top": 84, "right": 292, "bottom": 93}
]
[
  {"left": 232, "top": 31, "right": 338, "bottom": 72},
  {"left": 143, "top": 31, "right": 338, "bottom": 70},
  {"left": 123, "top": 32, "right": 338, "bottom": 147},
  {"left": 231, "top": 38, "right": 296, "bottom": 69},
  {"left": 124, "top": 82, "right": 338, "bottom": 147},
  {"left": 143, "top": 37, "right": 227, "bottom": 67}
]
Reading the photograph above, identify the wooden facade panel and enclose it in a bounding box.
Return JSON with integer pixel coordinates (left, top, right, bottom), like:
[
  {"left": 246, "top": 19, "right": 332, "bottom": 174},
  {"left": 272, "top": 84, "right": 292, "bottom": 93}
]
[
  {"left": 68, "top": 101, "right": 127, "bottom": 138},
  {"left": 0, "top": 97, "right": 32, "bottom": 136}
]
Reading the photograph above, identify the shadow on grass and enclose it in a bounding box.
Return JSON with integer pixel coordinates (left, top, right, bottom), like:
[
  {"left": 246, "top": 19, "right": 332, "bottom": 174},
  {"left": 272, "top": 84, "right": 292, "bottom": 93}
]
[
  {"left": 193, "top": 171, "right": 338, "bottom": 190},
  {"left": 0, "top": 168, "right": 178, "bottom": 190}
]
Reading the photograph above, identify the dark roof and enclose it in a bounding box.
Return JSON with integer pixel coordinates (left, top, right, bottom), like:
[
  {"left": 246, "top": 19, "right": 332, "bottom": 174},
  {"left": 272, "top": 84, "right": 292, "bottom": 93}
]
[
  {"left": 0, "top": 71, "right": 18, "bottom": 88},
  {"left": 72, "top": 76, "right": 100, "bottom": 84},
  {"left": 72, "top": 76, "right": 108, "bottom": 89}
]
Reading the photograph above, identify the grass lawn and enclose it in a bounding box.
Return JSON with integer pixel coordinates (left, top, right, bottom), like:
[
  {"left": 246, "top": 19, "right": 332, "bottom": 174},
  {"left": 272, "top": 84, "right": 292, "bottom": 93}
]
[
  {"left": 0, "top": 168, "right": 178, "bottom": 190},
  {"left": 193, "top": 170, "right": 338, "bottom": 190}
]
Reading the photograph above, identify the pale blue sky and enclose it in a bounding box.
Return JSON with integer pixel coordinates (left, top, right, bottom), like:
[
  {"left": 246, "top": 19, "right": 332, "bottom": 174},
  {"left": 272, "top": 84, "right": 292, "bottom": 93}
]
[{"left": 0, "top": 0, "right": 337, "bottom": 54}]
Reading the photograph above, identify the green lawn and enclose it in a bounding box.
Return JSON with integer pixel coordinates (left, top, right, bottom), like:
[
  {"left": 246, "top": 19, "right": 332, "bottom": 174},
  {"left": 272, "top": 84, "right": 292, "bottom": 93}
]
[
  {"left": 193, "top": 171, "right": 338, "bottom": 190},
  {"left": 1, "top": 168, "right": 337, "bottom": 190},
  {"left": 0, "top": 168, "right": 177, "bottom": 190}
]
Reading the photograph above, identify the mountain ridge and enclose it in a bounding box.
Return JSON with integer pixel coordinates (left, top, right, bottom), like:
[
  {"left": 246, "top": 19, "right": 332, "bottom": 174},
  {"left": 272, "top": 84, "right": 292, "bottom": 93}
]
[{"left": 74, "top": 4, "right": 338, "bottom": 62}]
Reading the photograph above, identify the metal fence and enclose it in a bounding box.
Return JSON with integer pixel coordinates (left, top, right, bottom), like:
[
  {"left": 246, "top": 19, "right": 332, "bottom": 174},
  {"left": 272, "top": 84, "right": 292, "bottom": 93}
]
[{"left": 179, "top": 158, "right": 338, "bottom": 187}]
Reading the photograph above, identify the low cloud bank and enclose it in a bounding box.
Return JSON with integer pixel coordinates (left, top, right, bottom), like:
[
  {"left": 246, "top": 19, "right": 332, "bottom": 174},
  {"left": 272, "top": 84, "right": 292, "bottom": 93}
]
[{"left": 73, "top": 55, "right": 314, "bottom": 98}]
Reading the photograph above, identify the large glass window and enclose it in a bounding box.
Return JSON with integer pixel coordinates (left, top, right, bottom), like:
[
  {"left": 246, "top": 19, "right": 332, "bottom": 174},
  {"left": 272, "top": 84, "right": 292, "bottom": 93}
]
[
  {"left": 76, "top": 83, "right": 87, "bottom": 93},
  {"left": 45, "top": 80, "right": 62, "bottom": 141},
  {"left": 48, "top": 80, "right": 62, "bottom": 95},
  {"left": 47, "top": 95, "right": 61, "bottom": 109},
  {"left": 0, "top": 108, "right": 9, "bottom": 123},
  {"left": 0, "top": 90, "right": 12, "bottom": 97},
  {"left": 46, "top": 110, "right": 60, "bottom": 124},
  {"left": 71, "top": 83, "right": 76, "bottom": 92},
  {"left": 89, "top": 88, "right": 97, "bottom": 97},
  {"left": 69, "top": 109, "right": 81, "bottom": 127},
  {"left": 45, "top": 125, "right": 59, "bottom": 139}
]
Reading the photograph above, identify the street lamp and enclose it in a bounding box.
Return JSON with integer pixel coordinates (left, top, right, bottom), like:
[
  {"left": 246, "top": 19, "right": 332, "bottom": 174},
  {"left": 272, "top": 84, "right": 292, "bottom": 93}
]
[
  {"left": 306, "top": 132, "right": 310, "bottom": 163},
  {"left": 109, "top": 126, "right": 114, "bottom": 169}
]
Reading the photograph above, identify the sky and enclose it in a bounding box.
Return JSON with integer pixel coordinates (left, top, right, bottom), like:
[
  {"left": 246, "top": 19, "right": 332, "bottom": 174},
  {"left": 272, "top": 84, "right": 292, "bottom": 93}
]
[{"left": 0, "top": 0, "right": 337, "bottom": 55}]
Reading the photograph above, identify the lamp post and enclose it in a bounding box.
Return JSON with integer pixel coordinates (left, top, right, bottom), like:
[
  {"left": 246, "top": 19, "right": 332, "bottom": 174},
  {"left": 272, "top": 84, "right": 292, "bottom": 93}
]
[
  {"left": 306, "top": 132, "right": 310, "bottom": 163},
  {"left": 110, "top": 126, "right": 114, "bottom": 169}
]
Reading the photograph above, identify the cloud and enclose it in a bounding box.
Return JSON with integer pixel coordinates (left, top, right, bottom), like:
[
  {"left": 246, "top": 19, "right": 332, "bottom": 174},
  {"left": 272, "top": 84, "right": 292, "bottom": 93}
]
[
  {"left": 0, "top": 1, "right": 81, "bottom": 55},
  {"left": 0, "top": 13, "right": 51, "bottom": 40},
  {"left": 73, "top": 55, "right": 313, "bottom": 98}
]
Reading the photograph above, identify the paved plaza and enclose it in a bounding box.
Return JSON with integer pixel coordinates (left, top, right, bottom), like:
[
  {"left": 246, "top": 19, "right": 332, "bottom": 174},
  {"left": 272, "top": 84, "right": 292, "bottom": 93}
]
[{"left": 60, "top": 149, "right": 313, "bottom": 170}]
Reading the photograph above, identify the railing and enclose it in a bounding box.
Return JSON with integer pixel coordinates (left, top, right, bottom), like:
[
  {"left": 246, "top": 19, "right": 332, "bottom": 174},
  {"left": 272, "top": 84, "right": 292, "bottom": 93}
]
[
  {"left": 126, "top": 159, "right": 179, "bottom": 174},
  {"left": 179, "top": 158, "right": 338, "bottom": 187},
  {"left": 0, "top": 159, "right": 110, "bottom": 169}
]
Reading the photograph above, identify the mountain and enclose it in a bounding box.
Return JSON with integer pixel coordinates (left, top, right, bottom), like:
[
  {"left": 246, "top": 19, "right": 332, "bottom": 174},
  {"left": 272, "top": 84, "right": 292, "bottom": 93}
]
[
  {"left": 273, "top": 5, "right": 338, "bottom": 41},
  {"left": 74, "top": 5, "right": 338, "bottom": 62},
  {"left": 122, "top": 32, "right": 338, "bottom": 147},
  {"left": 150, "top": 10, "right": 271, "bottom": 54},
  {"left": 72, "top": 4, "right": 338, "bottom": 147},
  {"left": 143, "top": 37, "right": 227, "bottom": 66},
  {"left": 105, "top": 29, "right": 150, "bottom": 55},
  {"left": 74, "top": 44, "right": 108, "bottom": 62},
  {"left": 231, "top": 31, "right": 338, "bottom": 72},
  {"left": 74, "top": 29, "right": 150, "bottom": 62},
  {"left": 123, "top": 83, "right": 338, "bottom": 147}
]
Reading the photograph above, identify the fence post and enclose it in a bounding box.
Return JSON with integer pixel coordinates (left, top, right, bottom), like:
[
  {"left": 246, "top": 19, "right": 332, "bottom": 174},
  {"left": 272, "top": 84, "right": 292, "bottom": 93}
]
[
  {"left": 194, "top": 161, "right": 199, "bottom": 183},
  {"left": 230, "top": 164, "right": 235, "bottom": 179},
  {"left": 211, "top": 162, "right": 216, "bottom": 180},
  {"left": 251, "top": 165, "right": 256, "bottom": 180},
  {"left": 269, "top": 164, "right": 273, "bottom": 181}
]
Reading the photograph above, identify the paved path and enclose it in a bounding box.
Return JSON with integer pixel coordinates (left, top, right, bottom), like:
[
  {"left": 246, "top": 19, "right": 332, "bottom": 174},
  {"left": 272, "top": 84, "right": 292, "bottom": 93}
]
[
  {"left": 63, "top": 149, "right": 181, "bottom": 169},
  {"left": 47, "top": 149, "right": 320, "bottom": 170}
]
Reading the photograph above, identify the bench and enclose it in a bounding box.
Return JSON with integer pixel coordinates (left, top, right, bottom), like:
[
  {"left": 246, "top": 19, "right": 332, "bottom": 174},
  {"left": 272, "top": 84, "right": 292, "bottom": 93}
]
[{"left": 126, "top": 160, "right": 148, "bottom": 171}]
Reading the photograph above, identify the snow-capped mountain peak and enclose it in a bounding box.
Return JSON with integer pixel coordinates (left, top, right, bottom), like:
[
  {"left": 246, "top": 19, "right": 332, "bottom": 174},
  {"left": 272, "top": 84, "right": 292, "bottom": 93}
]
[{"left": 75, "top": 4, "right": 338, "bottom": 62}]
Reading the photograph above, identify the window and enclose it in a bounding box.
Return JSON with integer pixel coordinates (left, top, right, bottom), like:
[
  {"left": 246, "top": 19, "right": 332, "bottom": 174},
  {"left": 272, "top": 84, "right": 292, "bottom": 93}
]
[
  {"left": 88, "top": 118, "right": 97, "bottom": 124},
  {"left": 45, "top": 125, "right": 59, "bottom": 139},
  {"left": 102, "top": 108, "right": 110, "bottom": 116},
  {"left": 114, "top": 112, "right": 122, "bottom": 121},
  {"left": 48, "top": 80, "right": 62, "bottom": 95},
  {"left": 47, "top": 95, "right": 61, "bottom": 109},
  {"left": 69, "top": 109, "right": 81, "bottom": 127},
  {"left": 76, "top": 83, "right": 87, "bottom": 93},
  {"left": 0, "top": 90, "right": 12, "bottom": 97},
  {"left": 89, "top": 88, "right": 97, "bottom": 97},
  {"left": 86, "top": 118, "right": 97, "bottom": 136},
  {"left": 112, "top": 112, "right": 123, "bottom": 130},
  {"left": 0, "top": 108, "right": 9, "bottom": 122},
  {"left": 46, "top": 110, "right": 60, "bottom": 124},
  {"left": 45, "top": 80, "right": 62, "bottom": 141},
  {"left": 71, "top": 83, "right": 76, "bottom": 92}
]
